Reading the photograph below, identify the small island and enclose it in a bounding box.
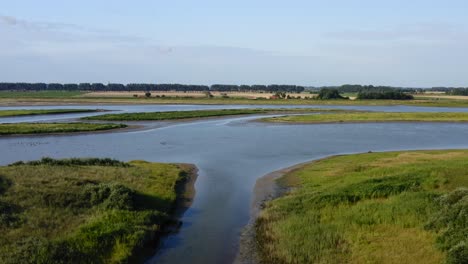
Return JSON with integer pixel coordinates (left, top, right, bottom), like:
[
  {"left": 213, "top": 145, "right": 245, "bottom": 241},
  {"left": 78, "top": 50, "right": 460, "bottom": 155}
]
[
  {"left": 0, "top": 109, "right": 103, "bottom": 117},
  {"left": 82, "top": 108, "right": 347, "bottom": 121},
  {"left": 0, "top": 123, "right": 127, "bottom": 136}
]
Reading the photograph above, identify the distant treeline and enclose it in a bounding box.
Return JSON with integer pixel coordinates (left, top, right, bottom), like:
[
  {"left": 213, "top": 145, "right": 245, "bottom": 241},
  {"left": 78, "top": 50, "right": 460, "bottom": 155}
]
[
  {"left": 318, "top": 85, "right": 423, "bottom": 93},
  {"left": 357, "top": 90, "right": 414, "bottom": 100},
  {"left": 2, "top": 82, "right": 465, "bottom": 94},
  {"left": 314, "top": 88, "right": 414, "bottom": 100},
  {"left": 211, "top": 84, "right": 304, "bottom": 92},
  {"left": 446, "top": 88, "right": 468, "bottom": 96},
  {"left": 0, "top": 83, "right": 305, "bottom": 93},
  {"left": 316, "top": 85, "right": 414, "bottom": 100}
]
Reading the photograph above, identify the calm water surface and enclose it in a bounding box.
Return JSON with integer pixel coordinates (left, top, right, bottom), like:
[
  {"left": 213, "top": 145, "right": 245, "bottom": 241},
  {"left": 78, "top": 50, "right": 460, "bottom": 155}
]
[{"left": 1, "top": 104, "right": 468, "bottom": 264}]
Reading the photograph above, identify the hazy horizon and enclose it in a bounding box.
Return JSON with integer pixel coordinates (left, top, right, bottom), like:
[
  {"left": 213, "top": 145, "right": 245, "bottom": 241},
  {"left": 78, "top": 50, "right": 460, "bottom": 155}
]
[{"left": 1, "top": 1, "right": 467, "bottom": 87}]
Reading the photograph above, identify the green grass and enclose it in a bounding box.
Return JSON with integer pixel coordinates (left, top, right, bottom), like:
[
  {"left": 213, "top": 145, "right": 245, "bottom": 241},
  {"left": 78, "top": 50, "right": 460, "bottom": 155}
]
[
  {"left": 0, "top": 109, "right": 98, "bottom": 117},
  {"left": 262, "top": 111, "right": 468, "bottom": 123},
  {"left": 82, "top": 108, "right": 347, "bottom": 121},
  {"left": 0, "top": 158, "right": 195, "bottom": 264},
  {"left": 0, "top": 123, "right": 126, "bottom": 135},
  {"left": 0, "top": 91, "right": 84, "bottom": 98},
  {"left": 256, "top": 150, "right": 468, "bottom": 264}
]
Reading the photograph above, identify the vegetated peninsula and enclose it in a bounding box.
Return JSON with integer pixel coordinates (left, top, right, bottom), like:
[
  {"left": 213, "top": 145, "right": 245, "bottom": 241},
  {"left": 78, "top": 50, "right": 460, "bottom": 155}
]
[
  {"left": 82, "top": 108, "right": 348, "bottom": 121},
  {"left": 262, "top": 112, "right": 468, "bottom": 124},
  {"left": 0, "top": 123, "right": 127, "bottom": 135},
  {"left": 0, "top": 158, "right": 197, "bottom": 263},
  {"left": 0, "top": 109, "right": 102, "bottom": 117},
  {"left": 255, "top": 150, "right": 468, "bottom": 264}
]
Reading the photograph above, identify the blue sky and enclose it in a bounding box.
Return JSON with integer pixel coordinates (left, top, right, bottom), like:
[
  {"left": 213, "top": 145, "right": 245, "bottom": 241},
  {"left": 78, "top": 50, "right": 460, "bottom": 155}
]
[{"left": 1, "top": 0, "right": 467, "bottom": 87}]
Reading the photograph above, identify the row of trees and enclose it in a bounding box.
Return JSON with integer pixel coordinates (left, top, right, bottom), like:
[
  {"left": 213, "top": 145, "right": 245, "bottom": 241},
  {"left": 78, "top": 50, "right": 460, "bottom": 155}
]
[
  {"left": 316, "top": 89, "right": 349, "bottom": 100},
  {"left": 0, "top": 83, "right": 211, "bottom": 92},
  {"left": 313, "top": 88, "right": 414, "bottom": 100},
  {"left": 0, "top": 83, "right": 305, "bottom": 93},
  {"left": 3, "top": 82, "right": 464, "bottom": 95},
  {"left": 210, "top": 84, "right": 305, "bottom": 93},
  {"left": 356, "top": 91, "right": 414, "bottom": 100},
  {"left": 322, "top": 85, "right": 423, "bottom": 94},
  {"left": 446, "top": 88, "right": 468, "bottom": 96}
]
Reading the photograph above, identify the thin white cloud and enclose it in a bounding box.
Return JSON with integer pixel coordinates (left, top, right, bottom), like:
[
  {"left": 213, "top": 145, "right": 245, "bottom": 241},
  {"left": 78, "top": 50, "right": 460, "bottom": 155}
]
[
  {"left": 0, "top": 14, "right": 147, "bottom": 44},
  {"left": 323, "top": 23, "right": 468, "bottom": 42},
  {"left": 0, "top": 15, "right": 20, "bottom": 25}
]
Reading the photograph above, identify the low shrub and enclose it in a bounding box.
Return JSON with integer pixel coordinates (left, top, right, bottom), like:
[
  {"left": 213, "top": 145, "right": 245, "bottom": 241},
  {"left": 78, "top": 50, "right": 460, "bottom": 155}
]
[
  {"left": 316, "top": 88, "right": 348, "bottom": 100},
  {"left": 9, "top": 157, "right": 130, "bottom": 167},
  {"left": 426, "top": 188, "right": 468, "bottom": 264},
  {"left": 357, "top": 90, "right": 414, "bottom": 100},
  {"left": 83, "top": 183, "right": 135, "bottom": 210}
]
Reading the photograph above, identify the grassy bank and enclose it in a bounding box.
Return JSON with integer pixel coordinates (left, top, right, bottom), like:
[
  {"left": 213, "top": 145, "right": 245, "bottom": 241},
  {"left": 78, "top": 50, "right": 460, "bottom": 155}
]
[
  {"left": 82, "top": 108, "right": 345, "bottom": 121},
  {"left": 0, "top": 123, "right": 126, "bottom": 135},
  {"left": 0, "top": 157, "right": 196, "bottom": 263},
  {"left": 262, "top": 111, "right": 468, "bottom": 123},
  {"left": 0, "top": 109, "right": 99, "bottom": 117},
  {"left": 256, "top": 150, "right": 468, "bottom": 264},
  {"left": 0, "top": 91, "right": 84, "bottom": 98}
]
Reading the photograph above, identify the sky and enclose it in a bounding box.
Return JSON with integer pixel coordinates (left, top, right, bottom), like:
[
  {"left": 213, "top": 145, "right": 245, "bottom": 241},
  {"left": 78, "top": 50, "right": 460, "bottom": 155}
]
[{"left": 1, "top": 0, "right": 468, "bottom": 87}]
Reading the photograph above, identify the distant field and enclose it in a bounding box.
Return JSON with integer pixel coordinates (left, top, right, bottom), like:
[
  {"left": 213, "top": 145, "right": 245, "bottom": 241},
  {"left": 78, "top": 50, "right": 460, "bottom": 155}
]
[
  {"left": 0, "top": 158, "right": 195, "bottom": 263},
  {"left": 81, "top": 91, "right": 313, "bottom": 99},
  {"left": 0, "top": 123, "right": 126, "bottom": 135},
  {"left": 0, "top": 109, "right": 98, "bottom": 117},
  {"left": 415, "top": 94, "right": 468, "bottom": 100},
  {"left": 256, "top": 150, "right": 468, "bottom": 264},
  {"left": 262, "top": 112, "right": 468, "bottom": 123},
  {"left": 2, "top": 90, "right": 468, "bottom": 108}
]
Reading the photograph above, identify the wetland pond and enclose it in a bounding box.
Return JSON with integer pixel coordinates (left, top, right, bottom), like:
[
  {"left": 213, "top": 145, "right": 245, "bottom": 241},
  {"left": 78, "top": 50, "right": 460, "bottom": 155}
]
[{"left": 2, "top": 104, "right": 468, "bottom": 263}]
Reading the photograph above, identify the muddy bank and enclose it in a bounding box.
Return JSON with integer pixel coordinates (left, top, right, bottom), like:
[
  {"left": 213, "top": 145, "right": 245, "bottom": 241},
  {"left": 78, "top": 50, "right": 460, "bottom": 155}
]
[
  {"left": 173, "top": 164, "right": 199, "bottom": 218},
  {"left": 235, "top": 161, "right": 313, "bottom": 264},
  {"left": 140, "top": 164, "right": 198, "bottom": 263},
  {"left": 159, "top": 163, "right": 199, "bottom": 235}
]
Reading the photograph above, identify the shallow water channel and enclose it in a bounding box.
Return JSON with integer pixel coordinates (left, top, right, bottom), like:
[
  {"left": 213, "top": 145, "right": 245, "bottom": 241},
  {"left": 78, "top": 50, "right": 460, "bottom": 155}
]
[{"left": 1, "top": 104, "right": 468, "bottom": 263}]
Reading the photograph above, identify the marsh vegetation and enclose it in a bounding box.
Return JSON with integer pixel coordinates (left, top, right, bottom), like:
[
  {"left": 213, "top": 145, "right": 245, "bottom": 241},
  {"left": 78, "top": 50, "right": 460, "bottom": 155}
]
[
  {"left": 83, "top": 108, "right": 347, "bottom": 121},
  {"left": 0, "top": 109, "right": 99, "bottom": 117},
  {"left": 0, "top": 123, "right": 126, "bottom": 135},
  {"left": 256, "top": 150, "right": 468, "bottom": 264},
  {"left": 263, "top": 112, "right": 468, "bottom": 123},
  {"left": 0, "top": 158, "right": 195, "bottom": 263}
]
